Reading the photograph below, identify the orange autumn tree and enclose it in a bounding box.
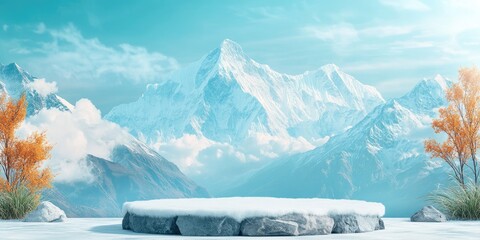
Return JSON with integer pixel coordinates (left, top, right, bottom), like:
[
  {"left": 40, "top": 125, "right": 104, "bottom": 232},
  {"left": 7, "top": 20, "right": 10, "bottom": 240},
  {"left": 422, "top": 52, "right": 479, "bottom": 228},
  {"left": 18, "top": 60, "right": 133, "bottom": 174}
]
[
  {"left": 425, "top": 67, "right": 480, "bottom": 186},
  {"left": 0, "top": 94, "right": 52, "bottom": 194}
]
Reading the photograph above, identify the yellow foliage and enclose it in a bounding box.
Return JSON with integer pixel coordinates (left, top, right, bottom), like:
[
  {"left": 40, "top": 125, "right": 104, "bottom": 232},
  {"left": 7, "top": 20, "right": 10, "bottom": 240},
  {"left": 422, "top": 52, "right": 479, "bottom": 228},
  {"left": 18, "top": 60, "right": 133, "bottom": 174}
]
[
  {"left": 425, "top": 66, "right": 480, "bottom": 185},
  {"left": 0, "top": 95, "right": 52, "bottom": 193}
]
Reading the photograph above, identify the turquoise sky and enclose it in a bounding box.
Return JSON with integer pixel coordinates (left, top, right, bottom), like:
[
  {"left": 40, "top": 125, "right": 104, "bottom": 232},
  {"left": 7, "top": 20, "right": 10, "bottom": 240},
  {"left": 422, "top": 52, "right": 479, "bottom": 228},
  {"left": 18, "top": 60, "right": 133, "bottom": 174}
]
[{"left": 1, "top": 0, "right": 480, "bottom": 113}]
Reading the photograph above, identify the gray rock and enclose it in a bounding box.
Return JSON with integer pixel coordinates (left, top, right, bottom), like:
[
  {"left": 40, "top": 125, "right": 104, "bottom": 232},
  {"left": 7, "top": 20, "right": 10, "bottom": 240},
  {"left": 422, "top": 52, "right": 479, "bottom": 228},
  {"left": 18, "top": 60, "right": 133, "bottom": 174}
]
[
  {"left": 123, "top": 212, "right": 179, "bottom": 234},
  {"left": 332, "top": 215, "right": 384, "bottom": 233},
  {"left": 123, "top": 212, "right": 384, "bottom": 236},
  {"left": 122, "top": 212, "right": 131, "bottom": 230},
  {"left": 176, "top": 215, "right": 240, "bottom": 236},
  {"left": 23, "top": 201, "right": 67, "bottom": 222},
  {"left": 377, "top": 218, "right": 385, "bottom": 230},
  {"left": 410, "top": 206, "right": 446, "bottom": 222},
  {"left": 241, "top": 214, "right": 334, "bottom": 236}
]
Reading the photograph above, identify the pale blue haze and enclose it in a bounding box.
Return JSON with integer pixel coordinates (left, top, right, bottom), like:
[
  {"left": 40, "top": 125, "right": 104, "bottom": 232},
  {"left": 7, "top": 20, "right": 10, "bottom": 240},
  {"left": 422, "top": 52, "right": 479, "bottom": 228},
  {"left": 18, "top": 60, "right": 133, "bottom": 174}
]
[{"left": 1, "top": 0, "right": 479, "bottom": 113}]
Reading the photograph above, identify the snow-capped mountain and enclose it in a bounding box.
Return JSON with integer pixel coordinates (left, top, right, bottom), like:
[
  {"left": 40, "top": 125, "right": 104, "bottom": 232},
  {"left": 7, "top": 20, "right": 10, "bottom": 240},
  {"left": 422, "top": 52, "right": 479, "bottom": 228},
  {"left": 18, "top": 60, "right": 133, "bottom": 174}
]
[
  {"left": 105, "top": 40, "right": 385, "bottom": 193},
  {"left": 43, "top": 141, "right": 208, "bottom": 217},
  {"left": 0, "top": 63, "right": 208, "bottom": 217},
  {"left": 106, "top": 39, "right": 384, "bottom": 144},
  {"left": 0, "top": 63, "right": 72, "bottom": 116},
  {"left": 224, "top": 75, "right": 452, "bottom": 217}
]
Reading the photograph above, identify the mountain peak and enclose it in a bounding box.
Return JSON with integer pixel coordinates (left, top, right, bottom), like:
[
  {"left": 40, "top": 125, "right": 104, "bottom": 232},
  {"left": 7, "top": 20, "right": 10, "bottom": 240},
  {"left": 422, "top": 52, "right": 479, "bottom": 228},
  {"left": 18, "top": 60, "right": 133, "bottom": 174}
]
[
  {"left": 416, "top": 74, "right": 450, "bottom": 92},
  {"left": 3, "top": 62, "right": 23, "bottom": 74},
  {"left": 432, "top": 74, "right": 449, "bottom": 90},
  {"left": 1, "top": 62, "right": 30, "bottom": 84},
  {"left": 320, "top": 63, "right": 340, "bottom": 73},
  {"left": 218, "top": 39, "right": 246, "bottom": 61},
  {"left": 220, "top": 39, "right": 242, "bottom": 52},
  {"left": 399, "top": 75, "right": 451, "bottom": 114},
  {"left": 212, "top": 39, "right": 249, "bottom": 74}
]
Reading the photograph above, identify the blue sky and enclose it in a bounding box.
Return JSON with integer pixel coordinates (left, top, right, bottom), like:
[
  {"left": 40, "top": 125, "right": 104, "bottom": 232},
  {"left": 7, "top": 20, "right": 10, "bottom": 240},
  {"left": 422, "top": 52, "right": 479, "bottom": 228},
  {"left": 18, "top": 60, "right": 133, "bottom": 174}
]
[{"left": 1, "top": 0, "right": 480, "bottom": 113}]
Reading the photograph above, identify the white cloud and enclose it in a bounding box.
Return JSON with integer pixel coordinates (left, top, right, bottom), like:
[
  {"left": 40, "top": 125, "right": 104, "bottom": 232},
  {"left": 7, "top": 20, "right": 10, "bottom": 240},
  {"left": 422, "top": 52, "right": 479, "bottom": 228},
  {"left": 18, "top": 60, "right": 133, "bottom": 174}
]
[
  {"left": 151, "top": 132, "right": 316, "bottom": 193},
  {"left": 442, "top": 0, "right": 480, "bottom": 9},
  {"left": 239, "top": 132, "right": 315, "bottom": 160},
  {"left": 344, "top": 58, "right": 450, "bottom": 72},
  {"left": 153, "top": 133, "right": 315, "bottom": 175},
  {"left": 232, "top": 6, "right": 286, "bottom": 22},
  {"left": 18, "top": 99, "right": 131, "bottom": 183},
  {"left": 26, "top": 78, "right": 58, "bottom": 97},
  {"left": 34, "top": 22, "right": 46, "bottom": 34},
  {"left": 390, "top": 40, "right": 434, "bottom": 49},
  {"left": 303, "top": 23, "right": 358, "bottom": 46},
  {"left": 303, "top": 24, "right": 414, "bottom": 48},
  {"left": 362, "top": 26, "right": 413, "bottom": 37},
  {"left": 2, "top": 24, "right": 8, "bottom": 32},
  {"left": 379, "top": 0, "right": 430, "bottom": 11},
  {"left": 23, "top": 23, "right": 178, "bottom": 84},
  {"left": 152, "top": 134, "right": 212, "bottom": 170}
]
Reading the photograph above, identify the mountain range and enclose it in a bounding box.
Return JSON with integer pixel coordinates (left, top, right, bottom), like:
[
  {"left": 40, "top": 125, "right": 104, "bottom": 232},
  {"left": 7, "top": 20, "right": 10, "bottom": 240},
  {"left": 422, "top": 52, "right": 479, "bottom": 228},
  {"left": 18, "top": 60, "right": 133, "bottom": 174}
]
[
  {"left": 105, "top": 40, "right": 453, "bottom": 216},
  {"left": 107, "top": 39, "right": 384, "bottom": 144},
  {"left": 1, "top": 38, "right": 455, "bottom": 217},
  {"left": 0, "top": 63, "right": 208, "bottom": 217},
  {"left": 223, "top": 75, "right": 451, "bottom": 216},
  {"left": 105, "top": 39, "right": 386, "bottom": 193}
]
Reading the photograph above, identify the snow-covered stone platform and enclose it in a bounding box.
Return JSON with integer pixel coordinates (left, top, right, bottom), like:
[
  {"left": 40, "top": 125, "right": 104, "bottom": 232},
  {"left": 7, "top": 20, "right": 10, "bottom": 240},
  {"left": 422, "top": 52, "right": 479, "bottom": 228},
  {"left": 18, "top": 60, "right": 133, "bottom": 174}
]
[{"left": 122, "top": 197, "right": 385, "bottom": 236}]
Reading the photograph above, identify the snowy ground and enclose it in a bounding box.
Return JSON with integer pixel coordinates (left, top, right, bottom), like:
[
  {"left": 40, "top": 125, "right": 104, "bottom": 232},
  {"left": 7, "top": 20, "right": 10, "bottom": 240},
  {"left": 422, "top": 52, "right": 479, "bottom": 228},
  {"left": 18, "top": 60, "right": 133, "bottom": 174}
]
[{"left": 2, "top": 218, "right": 480, "bottom": 240}]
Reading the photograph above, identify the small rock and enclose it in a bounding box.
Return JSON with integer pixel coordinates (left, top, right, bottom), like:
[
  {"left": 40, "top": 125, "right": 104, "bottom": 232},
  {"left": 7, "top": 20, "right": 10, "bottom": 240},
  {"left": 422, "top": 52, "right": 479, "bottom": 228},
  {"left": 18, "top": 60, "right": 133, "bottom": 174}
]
[
  {"left": 410, "top": 206, "right": 446, "bottom": 222},
  {"left": 377, "top": 218, "right": 385, "bottom": 230},
  {"left": 23, "top": 201, "right": 67, "bottom": 222}
]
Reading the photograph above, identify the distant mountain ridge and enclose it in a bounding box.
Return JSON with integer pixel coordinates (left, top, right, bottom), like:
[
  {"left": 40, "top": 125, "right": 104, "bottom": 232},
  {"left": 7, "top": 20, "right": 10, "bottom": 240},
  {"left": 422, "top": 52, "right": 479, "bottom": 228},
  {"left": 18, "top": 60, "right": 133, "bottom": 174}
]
[
  {"left": 44, "top": 141, "right": 208, "bottom": 217},
  {"left": 225, "top": 75, "right": 452, "bottom": 217},
  {"left": 0, "top": 63, "right": 71, "bottom": 116}
]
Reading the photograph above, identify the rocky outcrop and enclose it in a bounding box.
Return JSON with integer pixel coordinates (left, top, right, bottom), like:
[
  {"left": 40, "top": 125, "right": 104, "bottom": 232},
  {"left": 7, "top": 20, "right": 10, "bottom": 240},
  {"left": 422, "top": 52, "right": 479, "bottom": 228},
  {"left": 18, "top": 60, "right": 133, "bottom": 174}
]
[
  {"left": 23, "top": 201, "right": 67, "bottom": 222},
  {"left": 122, "top": 212, "right": 384, "bottom": 236},
  {"left": 332, "top": 215, "right": 385, "bottom": 233},
  {"left": 241, "top": 214, "right": 334, "bottom": 236},
  {"left": 122, "top": 212, "right": 179, "bottom": 234},
  {"left": 411, "top": 206, "right": 446, "bottom": 222},
  {"left": 176, "top": 216, "right": 240, "bottom": 236}
]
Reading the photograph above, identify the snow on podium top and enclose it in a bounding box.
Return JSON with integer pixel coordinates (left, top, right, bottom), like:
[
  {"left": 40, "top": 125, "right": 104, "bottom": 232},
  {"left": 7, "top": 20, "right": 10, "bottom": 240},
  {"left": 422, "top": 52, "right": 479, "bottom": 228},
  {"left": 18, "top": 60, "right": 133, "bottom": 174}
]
[{"left": 122, "top": 197, "right": 385, "bottom": 222}]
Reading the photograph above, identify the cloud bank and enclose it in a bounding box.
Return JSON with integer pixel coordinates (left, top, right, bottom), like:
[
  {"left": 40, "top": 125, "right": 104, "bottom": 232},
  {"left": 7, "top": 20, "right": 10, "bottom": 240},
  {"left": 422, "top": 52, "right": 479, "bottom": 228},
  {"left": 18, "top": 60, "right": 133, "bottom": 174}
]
[
  {"left": 26, "top": 78, "right": 58, "bottom": 97},
  {"left": 19, "top": 99, "right": 131, "bottom": 183},
  {"left": 151, "top": 133, "right": 316, "bottom": 193},
  {"left": 30, "top": 23, "right": 178, "bottom": 84}
]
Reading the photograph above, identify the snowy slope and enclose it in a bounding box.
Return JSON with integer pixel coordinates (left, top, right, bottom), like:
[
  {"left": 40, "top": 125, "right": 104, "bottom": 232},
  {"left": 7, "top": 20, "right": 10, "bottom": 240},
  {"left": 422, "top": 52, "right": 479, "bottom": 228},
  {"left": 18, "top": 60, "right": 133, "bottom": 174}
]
[
  {"left": 4, "top": 218, "right": 480, "bottom": 240},
  {"left": 0, "top": 63, "right": 71, "bottom": 115},
  {"left": 106, "top": 39, "right": 384, "bottom": 144},
  {"left": 225, "top": 76, "right": 452, "bottom": 217},
  {"left": 1, "top": 63, "right": 208, "bottom": 217},
  {"left": 43, "top": 141, "right": 208, "bottom": 217}
]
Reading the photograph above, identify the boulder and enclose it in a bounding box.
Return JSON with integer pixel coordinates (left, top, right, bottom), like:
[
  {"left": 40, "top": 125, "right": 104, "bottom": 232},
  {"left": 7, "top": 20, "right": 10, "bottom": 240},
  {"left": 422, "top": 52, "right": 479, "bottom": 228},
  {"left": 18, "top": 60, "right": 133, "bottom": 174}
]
[
  {"left": 122, "top": 212, "right": 179, "bottom": 234},
  {"left": 23, "top": 201, "right": 67, "bottom": 222},
  {"left": 410, "top": 206, "right": 446, "bottom": 222},
  {"left": 241, "top": 214, "right": 334, "bottom": 236},
  {"left": 332, "top": 215, "right": 384, "bottom": 233},
  {"left": 176, "top": 215, "right": 240, "bottom": 236}
]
